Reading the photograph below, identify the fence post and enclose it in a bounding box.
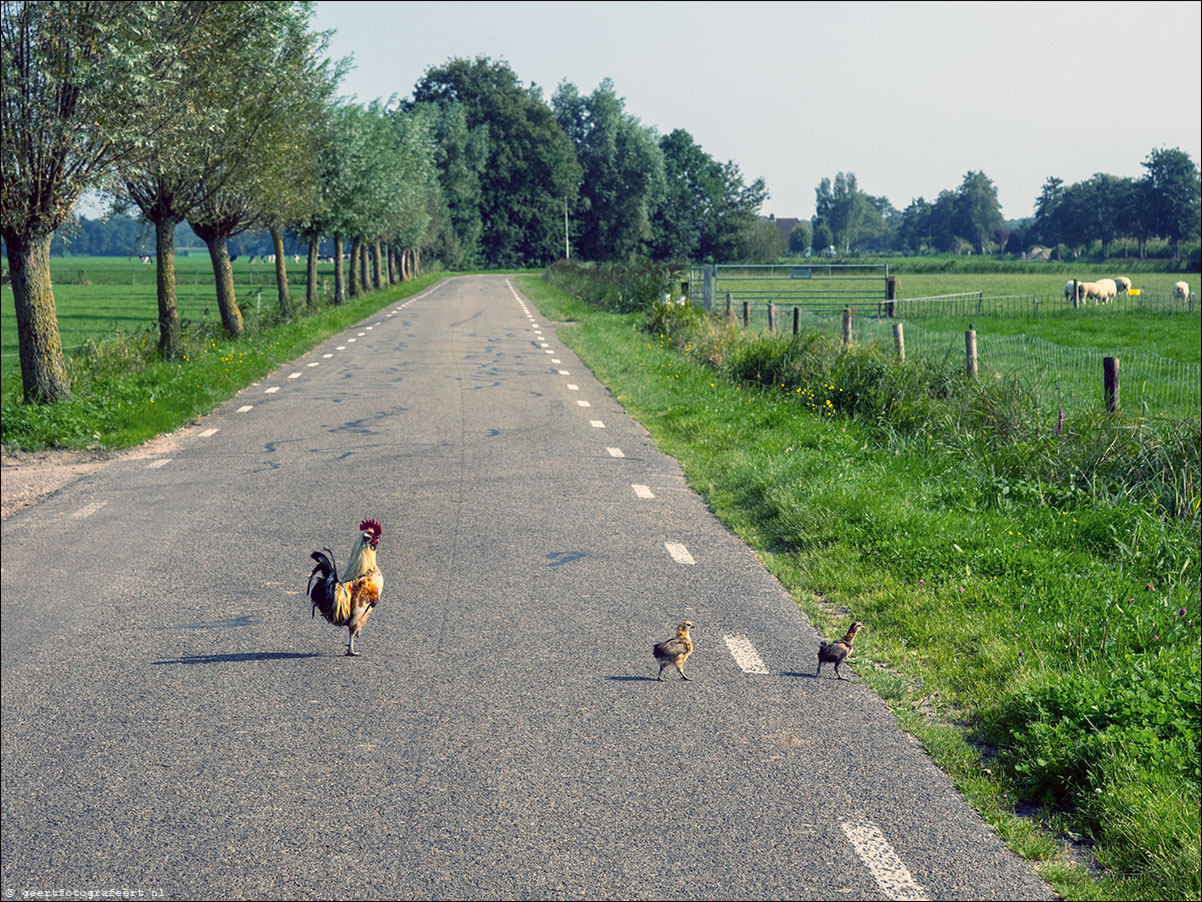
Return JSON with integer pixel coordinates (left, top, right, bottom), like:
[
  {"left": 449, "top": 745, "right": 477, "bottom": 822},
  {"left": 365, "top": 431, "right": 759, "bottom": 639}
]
[
  {"left": 725, "top": 292, "right": 733, "bottom": 322},
  {"left": 767, "top": 302, "right": 776, "bottom": 333},
  {"left": 1104, "top": 356, "right": 1120, "bottom": 414},
  {"left": 793, "top": 306, "right": 800, "bottom": 335},
  {"left": 965, "top": 324, "right": 978, "bottom": 380},
  {"left": 742, "top": 300, "right": 749, "bottom": 328},
  {"left": 1072, "top": 279, "right": 1080, "bottom": 309},
  {"left": 886, "top": 276, "right": 896, "bottom": 317},
  {"left": 703, "top": 264, "right": 714, "bottom": 311},
  {"left": 893, "top": 322, "right": 905, "bottom": 362},
  {"left": 842, "top": 306, "right": 852, "bottom": 348}
]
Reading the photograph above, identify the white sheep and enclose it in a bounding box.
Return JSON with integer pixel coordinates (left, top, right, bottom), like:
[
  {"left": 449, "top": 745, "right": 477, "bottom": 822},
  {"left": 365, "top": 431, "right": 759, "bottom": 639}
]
[
  {"left": 1113, "top": 276, "right": 1131, "bottom": 294},
  {"left": 1064, "top": 280, "right": 1086, "bottom": 304},
  {"left": 1091, "top": 278, "right": 1117, "bottom": 304},
  {"left": 1172, "top": 281, "right": 1190, "bottom": 302}
]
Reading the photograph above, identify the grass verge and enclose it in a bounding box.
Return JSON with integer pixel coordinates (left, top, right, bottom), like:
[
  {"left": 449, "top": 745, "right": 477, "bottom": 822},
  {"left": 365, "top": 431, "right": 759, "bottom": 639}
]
[
  {"left": 516, "top": 273, "right": 1201, "bottom": 902},
  {"left": 1, "top": 274, "right": 444, "bottom": 450}
]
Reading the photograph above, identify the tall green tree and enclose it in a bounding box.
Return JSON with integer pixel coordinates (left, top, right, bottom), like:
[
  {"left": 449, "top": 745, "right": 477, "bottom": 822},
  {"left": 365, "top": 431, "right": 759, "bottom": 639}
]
[
  {"left": 1141, "top": 146, "right": 1201, "bottom": 259},
  {"left": 648, "top": 129, "right": 716, "bottom": 260},
  {"left": 814, "top": 172, "right": 886, "bottom": 254},
  {"left": 185, "top": 1, "right": 330, "bottom": 336},
  {"left": 552, "top": 78, "right": 665, "bottom": 262},
  {"left": 412, "top": 57, "right": 581, "bottom": 267},
  {"left": 953, "top": 170, "right": 1004, "bottom": 254},
  {"left": 1, "top": 0, "right": 192, "bottom": 401}
]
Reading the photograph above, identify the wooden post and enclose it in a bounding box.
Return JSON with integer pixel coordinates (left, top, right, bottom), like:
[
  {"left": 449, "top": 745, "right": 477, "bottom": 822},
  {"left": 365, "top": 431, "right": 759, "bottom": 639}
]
[
  {"left": 886, "top": 276, "right": 896, "bottom": 317},
  {"left": 893, "top": 322, "right": 905, "bottom": 362},
  {"left": 725, "top": 291, "right": 733, "bottom": 322},
  {"left": 742, "top": 300, "right": 749, "bottom": 328},
  {"left": 965, "top": 324, "right": 978, "bottom": 380},
  {"left": 1104, "top": 356, "right": 1120, "bottom": 414},
  {"left": 842, "top": 306, "right": 852, "bottom": 348},
  {"left": 793, "top": 306, "right": 800, "bottom": 335},
  {"left": 1072, "top": 279, "right": 1080, "bottom": 309},
  {"left": 767, "top": 302, "right": 776, "bottom": 333},
  {"left": 1032, "top": 297, "right": 1039, "bottom": 317}
]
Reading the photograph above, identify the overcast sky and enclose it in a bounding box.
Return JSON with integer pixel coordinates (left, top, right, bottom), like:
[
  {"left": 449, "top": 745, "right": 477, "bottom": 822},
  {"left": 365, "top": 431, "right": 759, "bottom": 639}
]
[{"left": 313, "top": 1, "right": 1201, "bottom": 222}]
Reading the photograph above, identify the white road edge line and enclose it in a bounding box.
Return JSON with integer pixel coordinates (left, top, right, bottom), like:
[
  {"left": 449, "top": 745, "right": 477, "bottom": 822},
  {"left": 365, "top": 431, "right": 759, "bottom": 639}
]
[
  {"left": 723, "top": 635, "right": 769, "bottom": 674},
  {"left": 840, "top": 816, "right": 930, "bottom": 901},
  {"left": 664, "top": 541, "right": 694, "bottom": 565}
]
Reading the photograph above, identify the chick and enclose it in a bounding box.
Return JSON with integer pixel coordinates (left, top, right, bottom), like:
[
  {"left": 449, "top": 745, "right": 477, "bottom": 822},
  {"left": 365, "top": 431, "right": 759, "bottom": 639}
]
[
  {"left": 816, "top": 621, "right": 864, "bottom": 680},
  {"left": 653, "top": 621, "right": 694, "bottom": 681}
]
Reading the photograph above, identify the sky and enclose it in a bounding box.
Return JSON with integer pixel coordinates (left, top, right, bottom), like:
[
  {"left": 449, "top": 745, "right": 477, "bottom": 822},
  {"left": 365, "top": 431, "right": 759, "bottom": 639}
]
[{"left": 313, "top": 1, "right": 1201, "bottom": 223}]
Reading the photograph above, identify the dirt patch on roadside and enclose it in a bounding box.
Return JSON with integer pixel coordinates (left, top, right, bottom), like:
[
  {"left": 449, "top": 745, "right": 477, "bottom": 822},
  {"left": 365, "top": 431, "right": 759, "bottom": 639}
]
[{"left": 1, "top": 431, "right": 186, "bottom": 520}]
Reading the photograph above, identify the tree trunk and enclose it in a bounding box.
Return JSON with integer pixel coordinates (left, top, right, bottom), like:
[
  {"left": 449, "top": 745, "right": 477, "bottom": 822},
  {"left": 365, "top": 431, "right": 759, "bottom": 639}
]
[
  {"left": 387, "top": 246, "right": 397, "bottom": 284},
  {"left": 348, "top": 236, "right": 362, "bottom": 297},
  {"left": 305, "top": 234, "right": 319, "bottom": 307},
  {"left": 333, "top": 234, "right": 345, "bottom": 304},
  {"left": 153, "top": 215, "right": 182, "bottom": 360},
  {"left": 5, "top": 231, "right": 71, "bottom": 403},
  {"left": 358, "top": 240, "right": 369, "bottom": 292},
  {"left": 371, "top": 240, "right": 382, "bottom": 289},
  {"left": 270, "top": 226, "right": 292, "bottom": 321},
  {"left": 202, "top": 233, "right": 244, "bottom": 337}
]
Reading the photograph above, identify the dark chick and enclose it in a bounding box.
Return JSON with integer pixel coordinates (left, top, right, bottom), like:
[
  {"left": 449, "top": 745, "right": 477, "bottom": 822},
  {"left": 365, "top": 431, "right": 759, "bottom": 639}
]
[
  {"left": 816, "top": 621, "right": 863, "bottom": 680},
  {"left": 653, "top": 621, "right": 694, "bottom": 681}
]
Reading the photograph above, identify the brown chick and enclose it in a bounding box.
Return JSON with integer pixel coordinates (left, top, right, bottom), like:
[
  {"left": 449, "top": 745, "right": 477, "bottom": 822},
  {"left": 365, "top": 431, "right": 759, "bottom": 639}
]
[
  {"left": 653, "top": 621, "right": 694, "bottom": 681},
  {"left": 816, "top": 621, "right": 863, "bottom": 680}
]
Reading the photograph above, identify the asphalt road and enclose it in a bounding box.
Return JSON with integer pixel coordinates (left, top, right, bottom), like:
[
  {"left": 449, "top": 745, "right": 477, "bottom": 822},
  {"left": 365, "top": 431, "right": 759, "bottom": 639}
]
[{"left": 1, "top": 275, "right": 1053, "bottom": 900}]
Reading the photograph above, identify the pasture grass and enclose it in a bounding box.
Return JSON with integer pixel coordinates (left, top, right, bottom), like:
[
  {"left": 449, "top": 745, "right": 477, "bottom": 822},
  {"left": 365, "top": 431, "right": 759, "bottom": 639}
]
[
  {"left": 1, "top": 254, "right": 334, "bottom": 377},
  {"left": 517, "top": 272, "right": 1201, "bottom": 902},
  {"left": 0, "top": 272, "right": 443, "bottom": 450}
]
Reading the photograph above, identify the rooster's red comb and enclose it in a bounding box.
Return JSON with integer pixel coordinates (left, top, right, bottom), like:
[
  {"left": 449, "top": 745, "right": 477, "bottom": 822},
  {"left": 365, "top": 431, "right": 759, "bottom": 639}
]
[{"left": 359, "top": 518, "right": 382, "bottom": 543}]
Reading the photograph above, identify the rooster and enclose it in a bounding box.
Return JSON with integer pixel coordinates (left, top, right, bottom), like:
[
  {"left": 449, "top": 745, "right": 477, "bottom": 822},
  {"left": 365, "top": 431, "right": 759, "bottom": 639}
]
[
  {"left": 307, "top": 518, "right": 383, "bottom": 656},
  {"left": 816, "top": 620, "right": 863, "bottom": 680},
  {"left": 653, "top": 621, "right": 694, "bottom": 681}
]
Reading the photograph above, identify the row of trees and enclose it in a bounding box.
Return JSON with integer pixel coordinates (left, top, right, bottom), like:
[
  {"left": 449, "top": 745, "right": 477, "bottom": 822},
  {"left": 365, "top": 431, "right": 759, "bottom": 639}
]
[
  {"left": 2, "top": 2, "right": 773, "bottom": 405},
  {"left": 793, "top": 150, "right": 1200, "bottom": 260},
  {"left": 1, "top": 1, "right": 450, "bottom": 403},
  {"left": 1031, "top": 148, "right": 1200, "bottom": 259}
]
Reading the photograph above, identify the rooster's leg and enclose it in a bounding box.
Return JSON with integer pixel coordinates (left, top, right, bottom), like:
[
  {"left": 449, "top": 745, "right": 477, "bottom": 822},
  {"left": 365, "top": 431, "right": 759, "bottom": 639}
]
[
  {"left": 346, "top": 631, "right": 360, "bottom": 656},
  {"left": 677, "top": 662, "right": 690, "bottom": 681}
]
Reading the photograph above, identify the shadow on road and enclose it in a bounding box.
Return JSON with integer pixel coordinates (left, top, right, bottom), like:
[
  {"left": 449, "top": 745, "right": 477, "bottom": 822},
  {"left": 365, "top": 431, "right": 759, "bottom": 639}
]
[
  {"left": 605, "top": 675, "right": 661, "bottom": 682},
  {"left": 152, "top": 651, "right": 321, "bottom": 665}
]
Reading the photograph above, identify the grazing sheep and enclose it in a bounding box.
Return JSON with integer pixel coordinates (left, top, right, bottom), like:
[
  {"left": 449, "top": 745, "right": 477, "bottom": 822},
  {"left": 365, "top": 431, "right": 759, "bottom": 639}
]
[
  {"left": 1091, "top": 278, "right": 1118, "bottom": 304},
  {"left": 1064, "top": 280, "right": 1086, "bottom": 304},
  {"left": 1172, "top": 281, "right": 1190, "bottom": 302},
  {"left": 1113, "top": 276, "right": 1132, "bottom": 294}
]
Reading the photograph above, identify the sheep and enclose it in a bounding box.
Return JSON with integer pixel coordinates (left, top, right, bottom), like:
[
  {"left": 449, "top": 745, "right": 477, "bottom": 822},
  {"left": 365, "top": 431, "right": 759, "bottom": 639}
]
[
  {"left": 1172, "top": 281, "right": 1190, "bottom": 303},
  {"left": 1091, "top": 278, "right": 1117, "bottom": 304},
  {"left": 1113, "top": 276, "right": 1132, "bottom": 294},
  {"left": 1064, "top": 280, "right": 1086, "bottom": 304}
]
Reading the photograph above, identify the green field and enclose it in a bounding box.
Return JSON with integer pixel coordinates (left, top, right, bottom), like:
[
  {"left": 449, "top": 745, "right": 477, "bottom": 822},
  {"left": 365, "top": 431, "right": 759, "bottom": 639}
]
[{"left": 1, "top": 254, "right": 337, "bottom": 378}]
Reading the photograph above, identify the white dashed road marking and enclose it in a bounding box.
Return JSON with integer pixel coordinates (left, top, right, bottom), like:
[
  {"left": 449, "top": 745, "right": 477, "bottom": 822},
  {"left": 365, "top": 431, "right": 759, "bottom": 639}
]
[
  {"left": 840, "top": 816, "right": 930, "bottom": 901},
  {"left": 198, "top": 428, "right": 218, "bottom": 437},
  {"left": 632, "top": 484, "right": 654, "bottom": 499},
  {"left": 265, "top": 387, "right": 280, "bottom": 394},
  {"left": 577, "top": 400, "right": 591, "bottom": 407},
  {"left": 288, "top": 372, "right": 301, "bottom": 379},
  {"left": 723, "top": 635, "right": 769, "bottom": 674},
  {"left": 606, "top": 447, "right": 625, "bottom": 458},
  {"left": 664, "top": 542, "right": 695, "bottom": 565},
  {"left": 237, "top": 405, "right": 253, "bottom": 413},
  {"left": 567, "top": 384, "right": 579, "bottom": 391},
  {"left": 589, "top": 420, "right": 605, "bottom": 428},
  {"left": 72, "top": 501, "right": 106, "bottom": 519},
  {"left": 146, "top": 459, "right": 171, "bottom": 469}
]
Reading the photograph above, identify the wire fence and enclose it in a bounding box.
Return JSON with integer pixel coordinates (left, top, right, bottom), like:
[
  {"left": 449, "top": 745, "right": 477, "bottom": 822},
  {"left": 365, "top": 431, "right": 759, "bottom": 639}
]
[
  {"left": 732, "top": 304, "right": 1201, "bottom": 419},
  {"left": 890, "top": 288, "right": 1197, "bottom": 319}
]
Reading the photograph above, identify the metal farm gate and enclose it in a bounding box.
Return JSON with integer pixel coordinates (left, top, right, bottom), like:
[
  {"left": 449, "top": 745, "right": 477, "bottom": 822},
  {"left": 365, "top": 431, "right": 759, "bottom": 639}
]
[{"left": 688, "top": 263, "right": 890, "bottom": 314}]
